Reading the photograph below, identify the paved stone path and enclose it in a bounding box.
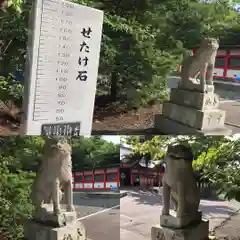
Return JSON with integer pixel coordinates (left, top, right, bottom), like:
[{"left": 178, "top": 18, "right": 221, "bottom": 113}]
[
  {"left": 219, "top": 101, "right": 240, "bottom": 128},
  {"left": 73, "top": 192, "right": 120, "bottom": 240},
  {"left": 82, "top": 207, "right": 120, "bottom": 240},
  {"left": 214, "top": 210, "right": 240, "bottom": 239},
  {"left": 120, "top": 191, "right": 240, "bottom": 240}
]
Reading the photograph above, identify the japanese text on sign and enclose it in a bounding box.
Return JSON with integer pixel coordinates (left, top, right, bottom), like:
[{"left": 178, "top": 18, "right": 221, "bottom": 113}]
[
  {"left": 21, "top": 0, "right": 104, "bottom": 135},
  {"left": 76, "top": 27, "right": 92, "bottom": 81}
]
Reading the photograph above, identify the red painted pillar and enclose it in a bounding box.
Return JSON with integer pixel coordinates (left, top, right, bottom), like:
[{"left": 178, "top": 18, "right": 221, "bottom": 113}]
[
  {"left": 82, "top": 172, "right": 85, "bottom": 189},
  {"left": 224, "top": 49, "right": 229, "bottom": 79},
  {"left": 72, "top": 172, "right": 75, "bottom": 190},
  {"left": 104, "top": 168, "right": 106, "bottom": 189},
  {"left": 117, "top": 167, "right": 120, "bottom": 187},
  {"left": 92, "top": 170, "right": 95, "bottom": 189}
]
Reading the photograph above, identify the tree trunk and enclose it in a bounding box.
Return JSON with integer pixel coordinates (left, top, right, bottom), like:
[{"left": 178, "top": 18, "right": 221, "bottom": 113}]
[{"left": 110, "top": 71, "right": 118, "bottom": 101}]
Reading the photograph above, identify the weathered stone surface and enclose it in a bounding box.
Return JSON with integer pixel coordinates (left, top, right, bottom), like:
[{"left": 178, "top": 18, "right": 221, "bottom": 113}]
[
  {"left": 160, "top": 212, "right": 202, "bottom": 229},
  {"left": 31, "top": 137, "right": 74, "bottom": 217},
  {"left": 24, "top": 219, "right": 86, "bottom": 240},
  {"left": 151, "top": 220, "right": 209, "bottom": 240},
  {"left": 154, "top": 114, "right": 232, "bottom": 135},
  {"left": 180, "top": 38, "right": 218, "bottom": 92},
  {"left": 34, "top": 204, "right": 77, "bottom": 227},
  {"left": 178, "top": 81, "right": 215, "bottom": 93},
  {"left": 162, "top": 102, "right": 225, "bottom": 130},
  {"left": 170, "top": 89, "right": 219, "bottom": 110},
  {"left": 161, "top": 144, "right": 201, "bottom": 229}
]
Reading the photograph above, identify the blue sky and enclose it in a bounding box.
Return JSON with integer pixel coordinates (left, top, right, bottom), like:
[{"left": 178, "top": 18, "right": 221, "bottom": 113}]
[{"left": 102, "top": 135, "right": 120, "bottom": 144}]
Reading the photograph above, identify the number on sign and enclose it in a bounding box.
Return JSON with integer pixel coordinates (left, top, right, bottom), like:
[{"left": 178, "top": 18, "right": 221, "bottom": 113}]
[
  {"left": 58, "top": 100, "right": 65, "bottom": 105},
  {"left": 57, "top": 69, "right": 68, "bottom": 74},
  {"left": 59, "top": 36, "right": 71, "bottom": 41},
  {"left": 56, "top": 109, "right": 64, "bottom": 113},
  {"left": 61, "top": 44, "right": 72, "bottom": 50},
  {"left": 58, "top": 60, "right": 69, "bottom": 66},
  {"left": 62, "top": 11, "right": 73, "bottom": 16},
  {"left": 59, "top": 85, "right": 67, "bottom": 90},
  {"left": 61, "top": 69, "right": 68, "bottom": 74},
  {"left": 58, "top": 52, "right": 70, "bottom": 58},
  {"left": 61, "top": 20, "right": 72, "bottom": 25},
  {"left": 58, "top": 77, "right": 68, "bottom": 82},
  {"left": 56, "top": 116, "right": 63, "bottom": 121},
  {"left": 62, "top": 2, "right": 74, "bottom": 8},
  {"left": 60, "top": 28, "right": 72, "bottom": 34},
  {"left": 58, "top": 93, "right": 66, "bottom": 97}
]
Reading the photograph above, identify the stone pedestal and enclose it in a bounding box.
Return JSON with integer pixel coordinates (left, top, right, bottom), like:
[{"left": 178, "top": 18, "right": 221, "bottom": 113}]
[
  {"left": 33, "top": 204, "right": 77, "bottom": 228},
  {"left": 151, "top": 220, "right": 209, "bottom": 240},
  {"left": 154, "top": 87, "right": 232, "bottom": 135},
  {"left": 24, "top": 205, "right": 85, "bottom": 240},
  {"left": 24, "top": 219, "right": 86, "bottom": 240}
]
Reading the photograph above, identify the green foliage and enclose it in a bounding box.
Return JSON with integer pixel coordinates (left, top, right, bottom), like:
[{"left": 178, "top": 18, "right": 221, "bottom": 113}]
[
  {"left": 0, "top": 165, "right": 35, "bottom": 239},
  {"left": 1, "top": 136, "right": 45, "bottom": 171},
  {"left": 0, "top": 0, "right": 27, "bottom": 72},
  {"left": 0, "top": 75, "right": 24, "bottom": 107},
  {"left": 71, "top": 136, "right": 120, "bottom": 170},
  {"left": 124, "top": 135, "right": 240, "bottom": 201},
  {"left": 198, "top": 138, "right": 240, "bottom": 201},
  {"left": 1, "top": 136, "right": 119, "bottom": 171},
  {"left": 123, "top": 135, "right": 170, "bottom": 160},
  {"left": 0, "top": 136, "right": 119, "bottom": 239},
  {"left": 2, "top": 0, "right": 239, "bottom": 109}
]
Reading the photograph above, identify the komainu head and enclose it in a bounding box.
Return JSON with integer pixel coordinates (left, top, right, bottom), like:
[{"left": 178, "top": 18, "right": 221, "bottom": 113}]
[
  {"left": 201, "top": 37, "right": 219, "bottom": 50},
  {"left": 166, "top": 143, "right": 194, "bottom": 162},
  {"left": 44, "top": 136, "right": 72, "bottom": 157}
]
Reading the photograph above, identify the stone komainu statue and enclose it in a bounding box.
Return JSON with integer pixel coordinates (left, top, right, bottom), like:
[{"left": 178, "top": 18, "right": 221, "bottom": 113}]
[
  {"left": 180, "top": 38, "right": 219, "bottom": 89},
  {"left": 161, "top": 144, "right": 200, "bottom": 218},
  {"left": 30, "top": 137, "right": 75, "bottom": 215}
]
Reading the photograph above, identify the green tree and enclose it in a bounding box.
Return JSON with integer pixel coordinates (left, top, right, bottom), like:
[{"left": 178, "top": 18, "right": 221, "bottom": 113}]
[
  {"left": 72, "top": 136, "right": 119, "bottom": 170},
  {"left": 124, "top": 135, "right": 240, "bottom": 201},
  {"left": 2, "top": 0, "right": 238, "bottom": 112},
  {"left": 0, "top": 156, "right": 35, "bottom": 239}
]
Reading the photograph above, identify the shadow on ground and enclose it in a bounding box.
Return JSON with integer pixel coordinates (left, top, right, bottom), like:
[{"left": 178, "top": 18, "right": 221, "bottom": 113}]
[{"left": 128, "top": 192, "right": 238, "bottom": 219}]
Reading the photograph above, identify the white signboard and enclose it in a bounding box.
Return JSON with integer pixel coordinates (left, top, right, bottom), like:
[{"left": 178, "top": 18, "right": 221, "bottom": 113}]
[{"left": 21, "top": 0, "right": 103, "bottom": 136}]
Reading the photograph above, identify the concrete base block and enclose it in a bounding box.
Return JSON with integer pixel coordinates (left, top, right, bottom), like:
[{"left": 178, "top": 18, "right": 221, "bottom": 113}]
[
  {"left": 151, "top": 220, "right": 209, "bottom": 240},
  {"left": 170, "top": 88, "right": 219, "bottom": 110},
  {"left": 24, "top": 219, "right": 86, "bottom": 240},
  {"left": 154, "top": 114, "right": 232, "bottom": 135},
  {"left": 162, "top": 102, "right": 226, "bottom": 130}
]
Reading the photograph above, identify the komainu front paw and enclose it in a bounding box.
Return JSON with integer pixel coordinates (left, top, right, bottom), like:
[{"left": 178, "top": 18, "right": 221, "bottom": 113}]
[
  {"left": 67, "top": 205, "right": 75, "bottom": 212},
  {"left": 161, "top": 208, "right": 169, "bottom": 215},
  {"left": 54, "top": 207, "right": 61, "bottom": 215},
  {"left": 176, "top": 209, "right": 185, "bottom": 218}
]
